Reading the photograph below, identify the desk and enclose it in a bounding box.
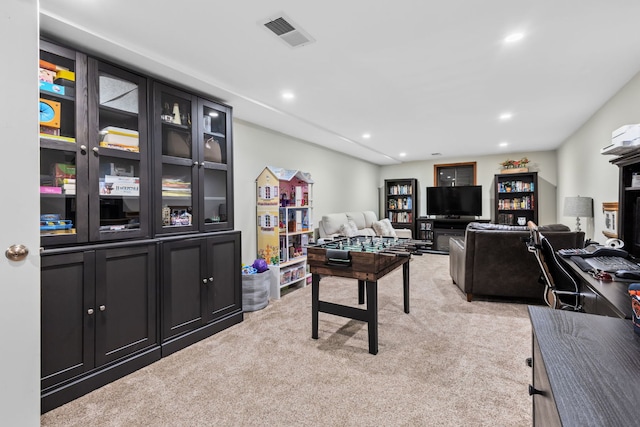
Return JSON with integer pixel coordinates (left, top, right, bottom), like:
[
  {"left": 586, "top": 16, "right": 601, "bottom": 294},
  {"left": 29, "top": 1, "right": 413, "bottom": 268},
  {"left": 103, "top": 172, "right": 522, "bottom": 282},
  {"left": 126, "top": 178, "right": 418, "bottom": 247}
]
[
  {"left": 307, "top": 237, "right": 417, "bottom": 355},
  {"left": 560, "top": 257, "right": 632, "bottom": 319},
  {"left": 529, "top": 306, "right": 640, "bottom": 426}
]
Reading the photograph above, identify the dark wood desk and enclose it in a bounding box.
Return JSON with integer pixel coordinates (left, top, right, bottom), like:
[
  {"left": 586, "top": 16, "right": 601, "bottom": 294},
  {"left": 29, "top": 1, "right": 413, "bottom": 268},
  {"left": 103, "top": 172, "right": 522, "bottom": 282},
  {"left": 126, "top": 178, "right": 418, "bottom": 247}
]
[
  {"left": 528, "top": 306, "right": 640, "bottom": 426},
  {"left": 560, "top": 257, "right": 632, "bottom": 319}
]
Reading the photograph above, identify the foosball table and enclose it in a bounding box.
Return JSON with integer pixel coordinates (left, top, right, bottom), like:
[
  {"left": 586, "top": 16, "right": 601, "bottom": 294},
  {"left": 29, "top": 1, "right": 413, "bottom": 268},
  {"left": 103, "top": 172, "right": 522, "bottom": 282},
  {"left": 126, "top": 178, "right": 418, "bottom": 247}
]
[{"left": 307, "top": 236, "right": 428, "bottom": 354}]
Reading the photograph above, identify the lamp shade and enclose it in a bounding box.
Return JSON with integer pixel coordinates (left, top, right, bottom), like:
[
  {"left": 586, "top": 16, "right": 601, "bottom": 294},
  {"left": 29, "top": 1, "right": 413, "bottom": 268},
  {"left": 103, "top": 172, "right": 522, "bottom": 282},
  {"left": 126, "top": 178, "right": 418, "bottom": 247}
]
[{"left": 563, "top": 196, "right": 593, "bottom": 218}]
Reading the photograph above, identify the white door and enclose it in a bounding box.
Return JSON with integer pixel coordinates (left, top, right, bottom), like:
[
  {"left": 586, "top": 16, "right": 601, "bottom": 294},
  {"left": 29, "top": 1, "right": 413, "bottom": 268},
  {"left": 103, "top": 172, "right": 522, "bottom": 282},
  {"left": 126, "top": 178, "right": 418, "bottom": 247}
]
[{"left": 0, "top": 1, "right": 41, "bottom": 424}]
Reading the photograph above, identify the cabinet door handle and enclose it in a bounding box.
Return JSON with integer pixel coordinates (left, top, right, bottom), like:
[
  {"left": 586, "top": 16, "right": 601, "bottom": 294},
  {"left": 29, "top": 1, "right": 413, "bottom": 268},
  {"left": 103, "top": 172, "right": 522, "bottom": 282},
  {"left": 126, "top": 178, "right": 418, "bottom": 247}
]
[
  {"left": 528, "top": 385, "right": 542, "bottom": 396},
  {"left": 87, "top": 308, "right": 94, "bottom": 315},
  {"left": 99, "top": 305, "right": 106, "bottom": 311},
  {"left": 92, "top": 147, "right": 99, "bottom": 153},
  {"left": 194, "top": 161, "right": 199, "bottom": 166},
  {"left": 209, "top": 277, "right": 214, "bottom": 283},
  {"left": 202, "top": 278, "right": 208, "bottom": 284},
  {"left": 80, "top": 145, "right": 87, "bottom": 152}
]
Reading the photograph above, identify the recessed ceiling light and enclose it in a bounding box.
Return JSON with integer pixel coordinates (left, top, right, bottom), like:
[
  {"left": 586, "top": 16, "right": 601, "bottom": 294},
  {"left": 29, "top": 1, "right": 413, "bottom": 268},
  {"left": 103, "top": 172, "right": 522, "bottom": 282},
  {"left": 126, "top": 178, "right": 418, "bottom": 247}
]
[
  {"left": 504, "top": 32, "right": 524, "bottom": 43},
  {"left": 499, "top": 141, "right": 508, "bottom": 147},
  {"left": 362, "top": 133, "right": 371, "bottom": 139},
  {"left": 399, "top": 152, "right": 406, "bottom": 157},
  {"left": 282, "top": 91, "right": 295, "bottom": 100},
  {"left": 499, "top": 112, "right": 513, "bottom": 120}
]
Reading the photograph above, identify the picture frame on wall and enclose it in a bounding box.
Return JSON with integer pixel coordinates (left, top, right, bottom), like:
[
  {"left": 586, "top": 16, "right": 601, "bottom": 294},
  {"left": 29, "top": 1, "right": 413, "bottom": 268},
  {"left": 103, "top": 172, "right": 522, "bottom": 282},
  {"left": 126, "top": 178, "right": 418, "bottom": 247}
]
[{"left": 602, "top": 202, "right": 618, "bottom": 238}]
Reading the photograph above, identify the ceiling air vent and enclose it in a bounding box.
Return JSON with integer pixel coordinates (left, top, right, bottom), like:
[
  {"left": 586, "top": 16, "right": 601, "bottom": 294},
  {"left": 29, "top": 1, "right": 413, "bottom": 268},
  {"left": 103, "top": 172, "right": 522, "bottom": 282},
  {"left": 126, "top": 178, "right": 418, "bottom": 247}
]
[{"left": 260, "top": 14, "right": 315, "bottom": 48}]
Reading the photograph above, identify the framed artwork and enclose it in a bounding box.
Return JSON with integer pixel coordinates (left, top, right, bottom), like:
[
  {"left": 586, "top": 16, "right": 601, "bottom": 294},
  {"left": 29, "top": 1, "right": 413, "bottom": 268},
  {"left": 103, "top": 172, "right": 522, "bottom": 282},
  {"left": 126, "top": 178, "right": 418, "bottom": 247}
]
[{"left": 602, "top": 202, "right": 618, "bottom": 238}]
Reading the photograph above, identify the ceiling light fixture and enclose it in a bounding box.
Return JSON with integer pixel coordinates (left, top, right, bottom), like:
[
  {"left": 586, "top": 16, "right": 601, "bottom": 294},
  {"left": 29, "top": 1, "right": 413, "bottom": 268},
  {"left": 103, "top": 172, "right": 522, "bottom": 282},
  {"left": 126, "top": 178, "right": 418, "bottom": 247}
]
[
  {"left": 499, "top": 142, "right": 508, "bottom": 147},
  {"left": 399, "top": 152, "right": 406, "bottom": 157},
  {"left": 282, "top": 91, "right": 295, "bottom": 100},
  {"left": 362, "top": 133, "right": 371, "bottom": 139},
  {"left": 499, "top": 112, "right": 513, "bottom": 120},
  {"left": 504, "top": 32, "right": 524, "bottom": 43}
]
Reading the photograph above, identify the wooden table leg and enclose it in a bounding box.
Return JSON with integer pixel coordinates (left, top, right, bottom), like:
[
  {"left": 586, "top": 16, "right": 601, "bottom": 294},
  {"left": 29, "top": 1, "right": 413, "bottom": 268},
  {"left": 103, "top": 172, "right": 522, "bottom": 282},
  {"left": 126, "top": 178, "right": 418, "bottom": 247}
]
[
  {"left": 366, "top": 280, "right": 378, "bottom": 355},
  {"left": 312, "top": 273, "right": 320, "bottom": 340},
  {"left": 403, "top": 260, "right": 410, "bottom": 314}
]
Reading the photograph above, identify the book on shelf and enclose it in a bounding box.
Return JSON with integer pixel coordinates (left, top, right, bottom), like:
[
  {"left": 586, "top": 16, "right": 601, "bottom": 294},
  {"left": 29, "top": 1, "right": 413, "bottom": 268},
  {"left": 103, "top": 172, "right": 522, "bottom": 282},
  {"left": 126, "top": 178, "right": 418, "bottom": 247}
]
[
  {"left": 40, "top": 186, "right": 62, "bottom": 194},
  {"left": 100, "top": 175, "right": 140, "bottom": 196},
  {"left": 40, "top": 133, "right": 76, "bottom": 144}
]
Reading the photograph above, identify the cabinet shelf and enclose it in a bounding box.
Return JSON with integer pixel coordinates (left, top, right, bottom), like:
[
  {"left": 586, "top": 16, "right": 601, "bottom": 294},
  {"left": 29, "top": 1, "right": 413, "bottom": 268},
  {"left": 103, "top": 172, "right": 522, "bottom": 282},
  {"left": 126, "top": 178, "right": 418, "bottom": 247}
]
[
  {"left": 161, "top": 121, "right": 191, "bottom": 131},
  {"left": 40, "top": 90, "right": 74, "bottom": 102},
  {"left": 40, "top": 136, "right": 76, "bottom": 148},
  {"left": 204, "top": 131, "right": 225, "bottom": 139},
  {"left": 98, "top": 104, "right": 139, "bottom": 118}
]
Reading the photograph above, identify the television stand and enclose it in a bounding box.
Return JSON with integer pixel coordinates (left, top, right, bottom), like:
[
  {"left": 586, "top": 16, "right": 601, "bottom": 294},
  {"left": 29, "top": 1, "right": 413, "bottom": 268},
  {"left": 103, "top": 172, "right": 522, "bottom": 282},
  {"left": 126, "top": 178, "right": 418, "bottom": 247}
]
[{"left": 416, "top": 217, "right": 489, "bottom": 253}]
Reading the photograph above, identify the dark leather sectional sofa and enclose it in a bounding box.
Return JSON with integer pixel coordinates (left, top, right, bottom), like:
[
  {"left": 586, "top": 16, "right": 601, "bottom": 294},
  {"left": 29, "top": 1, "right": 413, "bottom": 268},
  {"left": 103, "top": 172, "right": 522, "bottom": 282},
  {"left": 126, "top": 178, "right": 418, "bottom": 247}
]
[{"left": 449, "top": 222, "right": 585, "bottom": 302}]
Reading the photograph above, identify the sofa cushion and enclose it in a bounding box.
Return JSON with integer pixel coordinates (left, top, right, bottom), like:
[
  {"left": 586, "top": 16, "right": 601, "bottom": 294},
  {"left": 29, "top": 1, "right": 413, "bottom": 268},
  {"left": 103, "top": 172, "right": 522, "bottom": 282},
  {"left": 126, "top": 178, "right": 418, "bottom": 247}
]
[
  {"left": 346, "top": 211, "right": 367, "bottom": 230},
  {"left": 362, "top": 211, "right": 378, "bottom": 228},
  {"left": 373, "top": 219, "right": 397, "bottom": 237},
  {"left": 338, "top": 220, "right": 358, "bottom": 237},
  {"left": 321, "top": 213, "right": 349, "bottom": 235}
]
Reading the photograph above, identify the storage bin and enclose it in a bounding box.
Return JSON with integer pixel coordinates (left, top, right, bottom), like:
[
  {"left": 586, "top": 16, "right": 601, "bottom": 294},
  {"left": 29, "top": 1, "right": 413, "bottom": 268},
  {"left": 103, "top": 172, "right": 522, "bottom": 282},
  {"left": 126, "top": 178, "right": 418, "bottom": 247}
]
[{"left": 242, "top": 271, "right": 270, "bottom": 312}]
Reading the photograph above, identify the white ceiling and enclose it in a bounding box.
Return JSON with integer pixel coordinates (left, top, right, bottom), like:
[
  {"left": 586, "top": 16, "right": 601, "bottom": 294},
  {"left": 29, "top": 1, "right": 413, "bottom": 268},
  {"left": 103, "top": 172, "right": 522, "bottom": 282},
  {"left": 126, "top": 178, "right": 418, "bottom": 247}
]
[{"left": 39, "top": 1, "right": 640, "bottom": 165}]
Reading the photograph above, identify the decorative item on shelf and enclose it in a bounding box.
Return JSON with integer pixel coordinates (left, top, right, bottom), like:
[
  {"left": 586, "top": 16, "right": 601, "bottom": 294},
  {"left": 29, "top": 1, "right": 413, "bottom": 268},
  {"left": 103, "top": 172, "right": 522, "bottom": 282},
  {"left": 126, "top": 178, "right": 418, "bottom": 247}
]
[
  {"left": 500, "top": 157, "right": 530, "bottom": 174},
  {"left": 602, "top": 202, "right": 619, "bottom": 238},
  {"left": 172, "top": 102, "right": 181, "bottom": 125},
  {"left": 563, "top": 195, "right": 593, "bottom": 232}
]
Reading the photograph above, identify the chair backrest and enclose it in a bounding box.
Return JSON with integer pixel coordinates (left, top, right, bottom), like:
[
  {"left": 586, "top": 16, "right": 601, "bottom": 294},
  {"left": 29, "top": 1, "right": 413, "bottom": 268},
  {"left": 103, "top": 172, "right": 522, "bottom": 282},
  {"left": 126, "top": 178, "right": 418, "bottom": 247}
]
[{"left": 527, "top": 221, "right": 580, "bottom": 310}]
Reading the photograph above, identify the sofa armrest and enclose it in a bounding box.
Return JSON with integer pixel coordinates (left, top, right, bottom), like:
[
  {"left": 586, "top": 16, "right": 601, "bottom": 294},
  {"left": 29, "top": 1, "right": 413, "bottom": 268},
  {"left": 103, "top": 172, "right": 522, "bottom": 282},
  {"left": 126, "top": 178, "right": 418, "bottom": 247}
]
[{"left": 449, "top": 237, "right": 467, "bottom": 296}]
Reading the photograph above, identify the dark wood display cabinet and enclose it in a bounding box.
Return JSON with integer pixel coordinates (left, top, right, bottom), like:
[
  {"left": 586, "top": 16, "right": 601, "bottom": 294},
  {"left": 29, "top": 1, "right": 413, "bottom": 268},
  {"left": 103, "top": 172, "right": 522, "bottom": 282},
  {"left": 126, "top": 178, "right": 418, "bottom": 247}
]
[
  {"left": 384, "top": 178, "right": 418, "bottom": 237},
  {"left": 611, "top": 149, "right": 640, "bottom": 259},
  {"left": 40, "top": 242, "right": 159, "bottom": 413},
  {"left": 160, "top": 231, "right": 243, "bottom": 356},
  {"left": 152, "top": 83, "right": 234, "bottom": 236},
  {"left": 494, "top": 171, "right": 538, "bottom": 226},
  {"left": 38, "top": 39, "right": 241, "bottom": 413},
  {"left": 40, "top": 42, "right": 150, "bottom": 247}
]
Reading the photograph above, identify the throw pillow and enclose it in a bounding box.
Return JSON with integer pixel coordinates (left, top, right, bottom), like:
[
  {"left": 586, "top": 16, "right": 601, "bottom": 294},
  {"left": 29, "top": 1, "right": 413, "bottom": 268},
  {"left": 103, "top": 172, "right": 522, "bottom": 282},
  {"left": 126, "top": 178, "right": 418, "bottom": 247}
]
[
  {"left": 373, "top": 219, "right": 397, "bottom": 237},
  {"left": 338, "top": 220, "right": 358, "bottom": 237}
]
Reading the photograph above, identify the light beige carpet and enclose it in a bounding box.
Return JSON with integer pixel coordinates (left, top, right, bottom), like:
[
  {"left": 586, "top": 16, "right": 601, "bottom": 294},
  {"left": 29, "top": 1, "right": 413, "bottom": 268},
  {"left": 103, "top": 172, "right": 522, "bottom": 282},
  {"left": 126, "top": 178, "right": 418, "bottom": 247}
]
[{"left": 41, "top": 253, "right": 533, "bottom": 426}]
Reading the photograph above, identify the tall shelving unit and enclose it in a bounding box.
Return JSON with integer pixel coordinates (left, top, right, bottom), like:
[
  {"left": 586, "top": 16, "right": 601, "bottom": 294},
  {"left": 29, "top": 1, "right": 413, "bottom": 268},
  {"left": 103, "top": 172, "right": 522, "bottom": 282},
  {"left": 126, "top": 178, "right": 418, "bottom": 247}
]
[
  {"left": 384, "top": 178, "right": 418, "bottom": 237},
  {"left": 256, "top": 167, "right": 313, "bottom": 299},
  {"left": 494, "top": 171, "right": 538, "bottom": 225}
]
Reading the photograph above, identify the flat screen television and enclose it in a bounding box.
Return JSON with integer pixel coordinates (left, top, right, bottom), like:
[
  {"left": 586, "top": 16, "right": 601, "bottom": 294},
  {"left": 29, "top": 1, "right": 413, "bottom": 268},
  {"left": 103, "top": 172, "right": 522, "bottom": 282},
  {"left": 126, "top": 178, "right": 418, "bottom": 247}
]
[{"left": 426, "top": 185, "right": 482, "bottom": 217}]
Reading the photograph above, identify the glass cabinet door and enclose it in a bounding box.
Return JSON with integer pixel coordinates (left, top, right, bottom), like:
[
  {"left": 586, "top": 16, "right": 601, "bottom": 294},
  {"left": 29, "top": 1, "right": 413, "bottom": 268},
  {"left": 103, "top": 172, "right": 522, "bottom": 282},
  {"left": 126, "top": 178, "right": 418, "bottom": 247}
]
[
  {"left": 88, "top": 59, "right": 148, "bottom": 241},
  {"left": 153, "top": 83, "right": 198, "bottom": 235},
  {"left": 39, "top": 41, "right": 88, "bottom": 246},
  {"left": 199, "top": 99, "right": 233, "bottom": 231}
]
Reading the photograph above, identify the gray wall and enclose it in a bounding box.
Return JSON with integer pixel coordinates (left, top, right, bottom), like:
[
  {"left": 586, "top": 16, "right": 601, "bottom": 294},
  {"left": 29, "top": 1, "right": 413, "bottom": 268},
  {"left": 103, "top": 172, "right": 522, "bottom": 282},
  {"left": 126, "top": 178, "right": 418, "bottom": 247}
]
[
  {"left": 558, "top": 69, "right": 640, "bottom": 242},
  {"left": 380, "top": 150, "right": 559, "bottom": 226},
  {"left": 234, "top": 120, "right": 379, "bottom": 264}
]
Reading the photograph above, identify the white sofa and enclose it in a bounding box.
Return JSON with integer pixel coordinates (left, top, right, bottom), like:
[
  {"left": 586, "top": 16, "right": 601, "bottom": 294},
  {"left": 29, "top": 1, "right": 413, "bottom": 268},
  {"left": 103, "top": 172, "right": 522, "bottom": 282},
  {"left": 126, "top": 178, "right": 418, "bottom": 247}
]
[{"left": 317, "top": 211, "right": 412, "bottom": 239}]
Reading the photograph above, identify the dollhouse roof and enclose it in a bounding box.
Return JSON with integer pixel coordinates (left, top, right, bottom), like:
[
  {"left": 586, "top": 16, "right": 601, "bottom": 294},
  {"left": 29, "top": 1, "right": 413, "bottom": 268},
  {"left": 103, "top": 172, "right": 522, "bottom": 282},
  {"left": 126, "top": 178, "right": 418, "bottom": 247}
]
[{"left": 257, "top": 166, "right": 313, "bottom": 184}]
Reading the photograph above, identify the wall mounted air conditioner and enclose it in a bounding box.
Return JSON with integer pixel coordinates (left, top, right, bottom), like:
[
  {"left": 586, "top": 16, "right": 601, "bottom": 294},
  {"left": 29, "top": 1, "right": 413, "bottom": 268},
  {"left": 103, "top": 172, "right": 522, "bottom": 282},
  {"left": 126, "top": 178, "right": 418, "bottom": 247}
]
[{"left": 601, "top": 124, "right": 640, "bottom": 155}]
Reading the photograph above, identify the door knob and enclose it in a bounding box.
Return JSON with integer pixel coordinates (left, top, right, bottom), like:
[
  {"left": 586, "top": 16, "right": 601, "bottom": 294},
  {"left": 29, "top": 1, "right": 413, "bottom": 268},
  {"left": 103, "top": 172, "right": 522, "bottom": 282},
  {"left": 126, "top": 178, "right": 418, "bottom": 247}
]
[
  {"left": 99, "top": 305, "right": 106, "bottom": 311},
  {"left": 87, "top": 308, "right": 94, "bottom": 315},
  {"left": 5, "top": 244, "right": 28, "bottom": 261}
]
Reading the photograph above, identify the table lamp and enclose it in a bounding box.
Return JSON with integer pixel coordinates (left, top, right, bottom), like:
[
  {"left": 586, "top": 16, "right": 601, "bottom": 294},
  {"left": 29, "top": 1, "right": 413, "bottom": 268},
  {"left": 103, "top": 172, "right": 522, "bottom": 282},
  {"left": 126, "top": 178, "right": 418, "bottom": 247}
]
[{"left": 563, "top": 196, "right": 593, "bottom": 232}]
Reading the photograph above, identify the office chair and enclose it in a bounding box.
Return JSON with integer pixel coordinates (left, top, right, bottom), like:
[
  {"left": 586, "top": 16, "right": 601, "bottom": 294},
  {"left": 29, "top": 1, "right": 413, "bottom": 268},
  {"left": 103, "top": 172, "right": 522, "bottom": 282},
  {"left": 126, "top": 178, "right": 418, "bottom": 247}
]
[{"left": 526, "top": 221, "right": 582, "bottom": 311}]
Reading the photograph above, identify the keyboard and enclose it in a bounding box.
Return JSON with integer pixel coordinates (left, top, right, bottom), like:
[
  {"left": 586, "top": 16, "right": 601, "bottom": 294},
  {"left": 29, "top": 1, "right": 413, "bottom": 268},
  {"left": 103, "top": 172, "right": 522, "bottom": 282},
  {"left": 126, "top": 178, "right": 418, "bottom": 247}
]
[
  {"left": 584, "top": 256, "right": 640, "bottom": 273},
  {"left": 558, "top": 248, "right": 591, "bottom": 257}
]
